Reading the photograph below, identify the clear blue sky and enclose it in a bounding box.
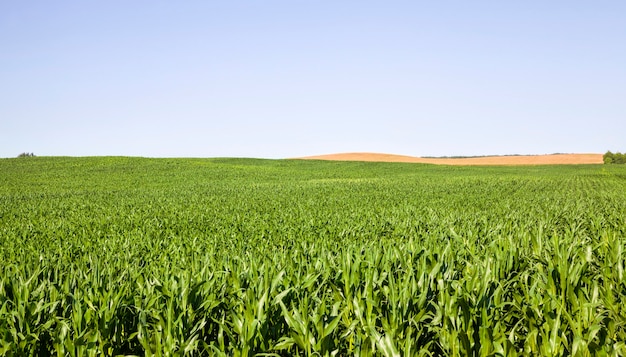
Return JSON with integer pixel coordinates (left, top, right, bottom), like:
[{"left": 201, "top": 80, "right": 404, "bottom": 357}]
[{"left": 1, "top": 1, "right": 625, "bottom": 158}]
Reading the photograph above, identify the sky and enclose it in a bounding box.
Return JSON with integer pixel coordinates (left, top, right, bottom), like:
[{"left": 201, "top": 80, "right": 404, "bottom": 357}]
[{"left": 1, "top": 1, "right": 625, "bottom": 158}]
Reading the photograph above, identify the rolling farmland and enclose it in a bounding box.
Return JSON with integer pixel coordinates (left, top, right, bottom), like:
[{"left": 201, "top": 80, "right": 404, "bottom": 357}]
[{"left": 1, "top": 157, "right": 625, "bottom": 355}]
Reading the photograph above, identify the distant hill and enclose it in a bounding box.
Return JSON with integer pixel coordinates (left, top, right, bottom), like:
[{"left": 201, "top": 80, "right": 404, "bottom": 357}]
[{"left": 296, "top": 152, "right": 603, "bottom": 165}]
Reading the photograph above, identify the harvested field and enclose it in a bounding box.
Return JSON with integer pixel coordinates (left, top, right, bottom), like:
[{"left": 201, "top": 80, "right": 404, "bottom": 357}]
[{"left": 297, "top": 152, "right": 603, "bottom": 165}]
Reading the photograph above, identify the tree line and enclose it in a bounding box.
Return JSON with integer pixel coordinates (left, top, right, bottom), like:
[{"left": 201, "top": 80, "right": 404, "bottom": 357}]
[{"left": 604, "top": 151, "right": 626, "bottom": 164}]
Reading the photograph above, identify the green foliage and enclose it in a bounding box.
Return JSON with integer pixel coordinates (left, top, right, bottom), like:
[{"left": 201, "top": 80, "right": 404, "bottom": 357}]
[
  {"left": 1, "top": 157, "right": 625, "bottom": 355},
  {"left": 604, "top": 151, "right": 626, "bottom": 164}
]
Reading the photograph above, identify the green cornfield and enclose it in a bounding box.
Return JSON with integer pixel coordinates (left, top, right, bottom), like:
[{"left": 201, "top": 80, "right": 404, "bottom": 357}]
[{"left": 1, "top": 157, "right": 625, "bottom": 356}]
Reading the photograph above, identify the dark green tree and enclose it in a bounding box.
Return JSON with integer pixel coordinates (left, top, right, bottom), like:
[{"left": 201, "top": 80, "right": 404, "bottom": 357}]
[{"left": 604, "top": 151, "right": 626, "bottom": 164}]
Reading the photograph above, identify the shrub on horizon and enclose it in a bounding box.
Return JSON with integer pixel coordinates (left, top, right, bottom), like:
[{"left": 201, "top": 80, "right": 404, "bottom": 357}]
[{"left": 604, "top": 151, "right": 626, "bottom": 164}]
